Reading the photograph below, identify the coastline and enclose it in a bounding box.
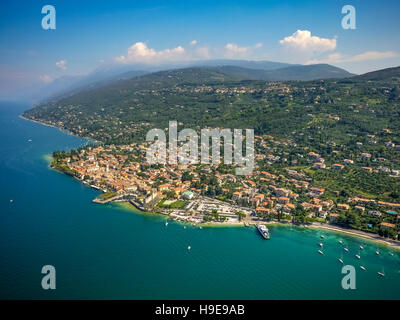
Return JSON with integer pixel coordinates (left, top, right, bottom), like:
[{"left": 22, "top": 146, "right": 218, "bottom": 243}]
[
  {"left": 117, "top": 200, "right": 400, "bottom": 250},
  {"left": 22, "top": 114, "right": 400, "bottom": 252},
  {"left": 19, "top": 114, "right": 100, "bottom": 145},
  {"left": 307, "top": 223, "right": 400, "bottom": 250}
]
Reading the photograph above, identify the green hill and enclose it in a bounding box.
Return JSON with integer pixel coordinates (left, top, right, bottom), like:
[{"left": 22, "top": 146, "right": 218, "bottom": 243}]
[{"left": 23, "top": 65, "right": 399, "bottom": 146}]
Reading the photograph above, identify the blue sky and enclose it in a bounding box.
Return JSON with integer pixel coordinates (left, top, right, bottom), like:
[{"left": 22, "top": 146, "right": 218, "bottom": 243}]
[{"left": 1, "top": 0, "right": 400, "bottom": 98}]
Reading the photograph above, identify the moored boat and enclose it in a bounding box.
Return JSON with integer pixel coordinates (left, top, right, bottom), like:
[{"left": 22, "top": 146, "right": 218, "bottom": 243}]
[{"left": 257, "top": 224, "right": 270, "bottom": 240}]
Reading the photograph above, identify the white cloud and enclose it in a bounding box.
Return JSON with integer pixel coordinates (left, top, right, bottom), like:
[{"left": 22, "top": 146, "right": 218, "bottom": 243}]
[
  {"left": 279, "top": 30, "right": 336, "bottom": 53},
  {"left": 55, "top": 60, "right": 67, "bottom": 70},
  {"left": 224, "top": 43, "right": 249, "bottom": 58},
  {"left": 115, "top": 42, "right": 187, "bottom": 64},
  {"left": 307, "top": 51, "right": 398, "bottom": 64},
  {"left": 195, "top": 46, "right": 211, "bottom": 59},
  {"left": 351, "top": 51, "right": 398, "bottom": 62},
  {"left": 39, "top": 74, "right": 53, "bottom": 83},
  {"left": 223, "top": 43, "right": 262, "bottom": 59},
  {"left": 190, "top": 40, "right": 198, "bottom": 46}
]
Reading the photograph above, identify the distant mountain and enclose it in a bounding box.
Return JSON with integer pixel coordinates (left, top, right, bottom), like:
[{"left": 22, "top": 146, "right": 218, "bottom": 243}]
[
  {"left": 352, "top": 66, "right": 400, "bottom": 81},
  {"left": 36, "top": 69, "right": 148, "bottom": 103},
  {"left": 189, "top": 59, "right": 294, "bottom": 71},
  {"left": 30, "top": 64, "right": 355, "bottom": 109},
  {"left": 210, "top": 64, "right": 354, "bottom": 81},
  {"left": 31, "top": 60, "right": 352, "bottom": 102},
  {"left": 31, "top": 59, "right": 293, "bottom": 102}
]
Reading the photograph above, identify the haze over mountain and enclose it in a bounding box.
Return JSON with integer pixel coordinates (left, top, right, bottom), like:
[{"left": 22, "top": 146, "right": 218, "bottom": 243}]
[{"left": 32, "top": 60, "right": 353, "bottom": 102}]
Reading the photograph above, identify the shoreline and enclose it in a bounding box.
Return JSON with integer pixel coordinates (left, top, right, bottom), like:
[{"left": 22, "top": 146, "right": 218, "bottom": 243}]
[
  {"left": 23, "top": 114, "right": 400, "bottom": 252},
  {"left": 117, "top": 201, "right": 400, "bottom": 250},
  {"left": 307, "top": 223, "right": 400, "bottom": 250},
  {"left": 19, "top": 114, "right": 100, "bottom": 144}
]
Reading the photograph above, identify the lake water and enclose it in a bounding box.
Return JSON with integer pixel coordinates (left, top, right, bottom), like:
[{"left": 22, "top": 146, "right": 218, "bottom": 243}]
[{"left": 0, "top": 101, "right": 399, "bottom": 299}]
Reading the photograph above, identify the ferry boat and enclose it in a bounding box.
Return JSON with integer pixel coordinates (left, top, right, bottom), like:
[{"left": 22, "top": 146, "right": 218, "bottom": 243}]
[{"left": 257, "top": 224, "right": 270, "bottom": 240}]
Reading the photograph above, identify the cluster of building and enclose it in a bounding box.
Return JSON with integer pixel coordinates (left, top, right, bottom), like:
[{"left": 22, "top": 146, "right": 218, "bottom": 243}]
[{"left": 54, "top": 131, "right": 400, "bottom": 237}]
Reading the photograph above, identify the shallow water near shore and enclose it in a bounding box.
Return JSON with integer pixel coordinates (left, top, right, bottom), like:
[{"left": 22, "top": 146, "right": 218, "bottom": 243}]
[{"left": 1, "top": 101, "right": 399, "bottom": 299}]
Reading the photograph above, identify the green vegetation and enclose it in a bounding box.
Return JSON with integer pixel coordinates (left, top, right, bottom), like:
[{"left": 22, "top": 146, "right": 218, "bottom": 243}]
[
  {"left": 157, "top": 199, "right": 188, "bottom": 209},
  {"left": 98, "top": 191, "right": 117, "bottom": 200}
]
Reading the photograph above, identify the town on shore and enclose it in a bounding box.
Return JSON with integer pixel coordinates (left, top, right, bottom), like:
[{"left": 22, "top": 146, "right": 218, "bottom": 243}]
[{"left": 51, "top": 131, "right": 400, "bottom": 245}]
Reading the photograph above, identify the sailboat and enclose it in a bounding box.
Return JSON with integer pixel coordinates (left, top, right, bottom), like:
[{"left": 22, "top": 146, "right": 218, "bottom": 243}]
[
  {"left": 320, "top": 235, "right": 325, "bottom": 239},
  {"left": 187, "top": 245, "right": 191, "bottom": 251},
  {"left": 318, "top": 250, "right": 324, "bottom": 255},
  {"left": 355, "top": 252, "right": 361, "bottom": 259},
  {"left": 344, "top": 247, "right": 349, "bottom": 252},
  {"left": 338, "top": 258, "right": 344, "bottom": 264},
  {"left": 360, "top": 266, "right": 366, "bottom": 271},
  {"left": 377, "top": 272, "right": 385, "bottom": 277},
  {"left": 360, "top": 245, "right": 364, "bottom": 250},
  {"left": 318, "top": 242, "right": 323, "bottom": 247},
  {"left": 339, "top": 240, "right": 343, "bottom": 245},
  {"left": 376, "top": 250, "right": 380, "bottom": 255}
]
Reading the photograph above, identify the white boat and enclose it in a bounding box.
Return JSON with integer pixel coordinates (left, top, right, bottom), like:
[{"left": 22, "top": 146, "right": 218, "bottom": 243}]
[
  {"left": 320, "top": 235, "right": 325, "bottom": 239},
  {"left": 318, "top": 242, "right": 323, "bottom": 247},
  {"left": 355, "top": 254, "right": 361, "bottom": 259},
  {"left": 187, "top": 246, "right": 191, "bottom": 251},
  {"left": 165, "top": 222, "right": 168, "bottom": 226},
  {"left": 360, "top": 245, "right": 364, "bottom": 250},
  {"left": 338, "top": 258, "right": 344, "bottom": 264},
  {"left": 184, "top": 226, "right": 186, "bottom": 229},
  {"left": 389, "top": 252, "right": 394, "bottom": 256},
  {"left": 339, "top": 240, "right": 343, "bottom": 245},
  {"left": 376, "top": 251, "right": 380, "bottom": 255},
  {"left": 257, "top": 224, "right": 270, "bottom": 240},
  {"left": 378, "top": 272, "right": 385, "bottom": 277},
  {"left": 344, "top": 248, "right": 349, "bottom": 252},
  {"left": 318, "top": 250, "right": 324, "bottom": 255},
  {"left": 199, "top": 226, "right": 202, "bottom": 229},
  {"left": 360, "top": 266, "right": 366, "bottom": 271},
  {"left": 10, "top": 199, "right": 13, "bottom": 203}
]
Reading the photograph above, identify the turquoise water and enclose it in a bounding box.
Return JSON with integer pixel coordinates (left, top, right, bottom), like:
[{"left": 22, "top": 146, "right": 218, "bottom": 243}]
[{"left": 0, "top": 101, "right": 399, "bottom": 299}]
